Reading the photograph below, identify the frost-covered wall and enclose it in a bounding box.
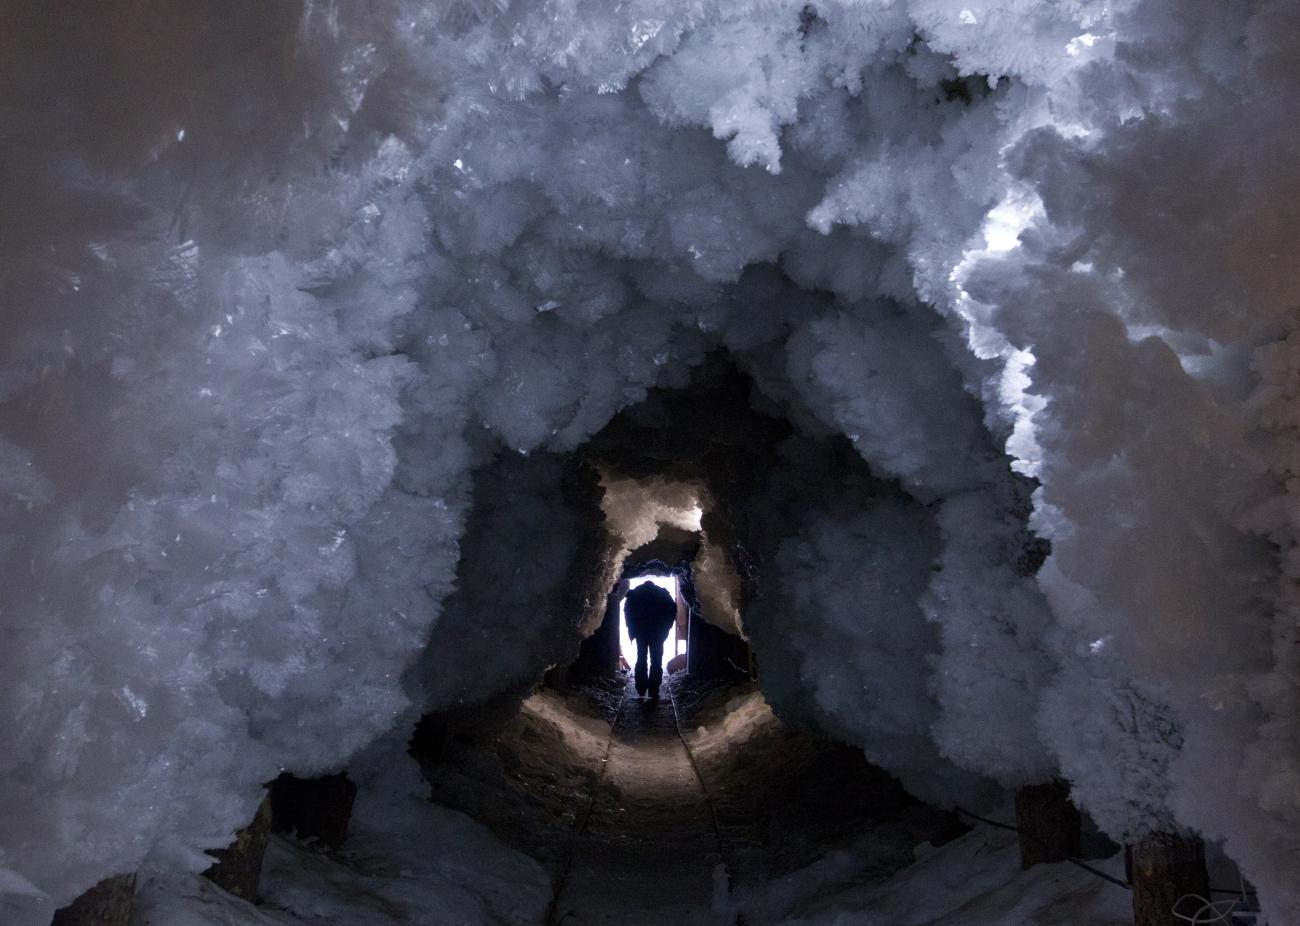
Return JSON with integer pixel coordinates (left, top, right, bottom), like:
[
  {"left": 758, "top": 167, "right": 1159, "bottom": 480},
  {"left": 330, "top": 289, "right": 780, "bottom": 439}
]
[
  {"left": 734, "top": 436, "right": 998, "bottom": 807},
  {"left": 412, "top": 452, "right": 588, "bottom": 712},
  {"left": 2, "top": 0, "right": 1298, "bottom": 922}
]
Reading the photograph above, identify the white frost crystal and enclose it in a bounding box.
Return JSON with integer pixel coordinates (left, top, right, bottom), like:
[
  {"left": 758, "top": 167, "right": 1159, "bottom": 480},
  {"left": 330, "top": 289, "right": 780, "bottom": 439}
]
[{"left": 2, "top": 1, "right": 1297, "bottom": 921}]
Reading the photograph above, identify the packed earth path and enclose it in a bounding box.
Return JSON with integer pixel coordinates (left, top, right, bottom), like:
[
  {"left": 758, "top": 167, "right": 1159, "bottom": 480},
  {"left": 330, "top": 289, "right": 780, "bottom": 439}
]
[
  {"left": 547, "top": 677, "right": 731, "bottom": 926},
  {"left": 412, "top": 672, "right": 1136, "bottom": 926}
]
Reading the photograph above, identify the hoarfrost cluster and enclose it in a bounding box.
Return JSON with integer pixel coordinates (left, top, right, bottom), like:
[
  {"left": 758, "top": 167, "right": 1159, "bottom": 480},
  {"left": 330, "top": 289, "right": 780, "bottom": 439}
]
[{"left": 1, "top": 0, "right": 1297, "bottom": 922}]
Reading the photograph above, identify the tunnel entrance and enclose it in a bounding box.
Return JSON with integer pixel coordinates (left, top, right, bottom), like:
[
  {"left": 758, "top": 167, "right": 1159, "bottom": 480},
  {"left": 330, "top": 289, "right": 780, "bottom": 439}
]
[
  {"left": 118, "top": 351, "right": 1152, "bottom": 926},
  {"left": 383, "top": 351, "right": 1142, "bottom": 926}
]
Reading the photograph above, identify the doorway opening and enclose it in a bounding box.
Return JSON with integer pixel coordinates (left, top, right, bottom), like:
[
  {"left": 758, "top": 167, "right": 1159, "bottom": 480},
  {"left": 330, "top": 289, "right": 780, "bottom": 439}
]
[{"left": 617, "top": 574, "right": 686, "bottom": 670}]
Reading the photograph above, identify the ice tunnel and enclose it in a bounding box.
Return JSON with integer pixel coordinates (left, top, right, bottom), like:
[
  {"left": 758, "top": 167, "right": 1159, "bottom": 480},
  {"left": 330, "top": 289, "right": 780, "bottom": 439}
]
[{"left": 2, "top": 3, "right": 1298, "bottom": 926}]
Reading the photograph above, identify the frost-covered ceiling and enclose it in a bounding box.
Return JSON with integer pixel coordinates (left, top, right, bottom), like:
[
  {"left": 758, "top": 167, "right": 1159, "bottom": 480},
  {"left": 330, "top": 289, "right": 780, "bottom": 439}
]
[{"left": 2, "top": 1, "right": 1298, "bottom": 921}]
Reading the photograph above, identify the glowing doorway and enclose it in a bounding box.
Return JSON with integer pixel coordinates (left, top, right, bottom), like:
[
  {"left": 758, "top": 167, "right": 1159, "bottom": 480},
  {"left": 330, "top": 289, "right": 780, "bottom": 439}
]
[{"left": 619, "top": 575, "right": 686, "bottom": 667}]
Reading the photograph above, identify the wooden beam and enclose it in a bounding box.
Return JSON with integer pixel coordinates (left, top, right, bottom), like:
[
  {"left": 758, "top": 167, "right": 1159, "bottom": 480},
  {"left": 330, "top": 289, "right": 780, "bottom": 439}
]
[
  {"left": 270, "top": 772, "right": 357, "bottom": 851},
  {"left": 1129, "top": 831, "right": 1211, "bottom": 926},
  {"left": 1014, "top": 779, "right": 1081, "bottom": 868},
  {"left": 51, "top": 874, "right": 135, "bottom": 926},
  {"left": 203, "top": 794, "right": 272, "bottom": 902}
]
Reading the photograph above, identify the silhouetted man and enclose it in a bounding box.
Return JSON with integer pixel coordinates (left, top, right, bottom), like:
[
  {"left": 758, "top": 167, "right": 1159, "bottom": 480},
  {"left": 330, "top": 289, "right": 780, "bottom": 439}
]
[{"left": 623, "top": 581, "right": 677, "bottom": 699}]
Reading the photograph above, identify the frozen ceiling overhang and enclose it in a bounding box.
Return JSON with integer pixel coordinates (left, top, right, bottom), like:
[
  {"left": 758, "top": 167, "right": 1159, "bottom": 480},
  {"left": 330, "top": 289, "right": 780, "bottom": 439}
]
[{"left": 1, "top": 1, "right": 1298, "bottom": 921}]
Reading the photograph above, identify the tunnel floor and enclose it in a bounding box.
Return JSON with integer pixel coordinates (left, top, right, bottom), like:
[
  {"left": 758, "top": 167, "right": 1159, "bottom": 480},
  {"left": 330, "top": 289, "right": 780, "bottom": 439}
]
[
  {"left": 550, "top": 677, "right": 727, "bottom": 925},
  {"left": 130, "top": 671, "right": 1138, "bottom": 925},
  {"left": 413, "top": 670, "right": 971, "bottom": 924}
]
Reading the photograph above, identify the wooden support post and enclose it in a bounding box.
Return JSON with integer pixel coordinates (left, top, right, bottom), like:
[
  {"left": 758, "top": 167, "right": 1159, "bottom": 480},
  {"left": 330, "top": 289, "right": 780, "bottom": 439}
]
[
  {"left": 51, "top": 873, "right": 135, "bottom": 926},
  {"left": 931, "top": 809, "right": 974, "bottom": 847},
  {"left": 270, "top": 772, "right": 358, "bottom": 851},
  {"left": 1129, "top": 831, "right": 1211, "bottom": 926},
  {"left": 203, "top": 794, "right": 272, "bottom": 902},
  {"left": 1014, "top": 779, "right": 1082, "bottom": 868}
]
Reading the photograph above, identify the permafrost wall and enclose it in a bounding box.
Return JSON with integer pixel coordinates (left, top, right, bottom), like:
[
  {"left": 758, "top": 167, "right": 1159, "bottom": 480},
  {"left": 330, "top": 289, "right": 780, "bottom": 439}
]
[{"left": 1, "top": 2, "right": 1297, "bottom": 921}]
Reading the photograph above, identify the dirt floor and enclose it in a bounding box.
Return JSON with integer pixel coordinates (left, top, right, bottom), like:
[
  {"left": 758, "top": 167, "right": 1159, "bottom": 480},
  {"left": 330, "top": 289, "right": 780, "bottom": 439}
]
[
  {"left": 412, "top": 670, "right": 957, "bottom": 926},
  {"left": 550, "top": 678, "right": 727, "bottom": 926}
]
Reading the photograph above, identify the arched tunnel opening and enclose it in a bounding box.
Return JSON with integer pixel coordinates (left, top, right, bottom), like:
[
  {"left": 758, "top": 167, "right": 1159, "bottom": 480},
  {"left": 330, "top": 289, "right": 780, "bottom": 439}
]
[
  {"left": 127, "top": 353, "right": 1236, "bottom": 926},
  {"left": 402, "top": 354, "right": 999, "bottom": 925},
  {"left": 6, "top": 5, "right": 1297, "bottom": 926}
]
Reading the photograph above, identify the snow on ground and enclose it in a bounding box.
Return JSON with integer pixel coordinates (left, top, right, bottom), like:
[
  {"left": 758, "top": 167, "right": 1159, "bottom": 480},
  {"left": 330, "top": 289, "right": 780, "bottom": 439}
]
[
  {"left": 758, "top": 826, "right": 1130, "bottom": 926},
  {"left": 132, "top": 760, "right": 550, "bottom": 926},
  {"left": 679, "top": 681, "right": 1132, "bottom": 926},
  {"left": 131, "top": 680, "right": 1149, "bottom": 926}
]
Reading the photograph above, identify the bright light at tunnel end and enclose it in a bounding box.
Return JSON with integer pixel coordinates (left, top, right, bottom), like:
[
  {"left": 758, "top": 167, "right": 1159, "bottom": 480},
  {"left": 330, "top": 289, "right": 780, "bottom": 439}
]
[{"left": 619, "top": 575, "right": 683, "bottom": 667}]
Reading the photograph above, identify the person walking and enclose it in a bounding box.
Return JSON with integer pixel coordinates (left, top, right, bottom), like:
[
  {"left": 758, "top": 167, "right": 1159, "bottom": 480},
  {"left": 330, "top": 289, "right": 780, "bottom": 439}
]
[{"left": 623, "top": 581, "right": 677, "bottom": 700}]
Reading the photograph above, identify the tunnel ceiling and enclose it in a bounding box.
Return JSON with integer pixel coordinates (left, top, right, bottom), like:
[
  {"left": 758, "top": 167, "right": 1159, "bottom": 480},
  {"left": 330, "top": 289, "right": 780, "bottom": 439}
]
[{"left": 3, "top": 1, "right": 1298, "bottom": 920}]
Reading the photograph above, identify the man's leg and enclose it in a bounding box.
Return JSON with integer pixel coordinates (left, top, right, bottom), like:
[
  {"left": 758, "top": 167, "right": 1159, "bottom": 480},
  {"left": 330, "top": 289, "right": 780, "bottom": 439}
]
[
  {"left": 635, "top": 640, "right": 648, "bottom": 696},
  {"left": 649, "top": 636, "right": 665, "bottom": 699}
]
